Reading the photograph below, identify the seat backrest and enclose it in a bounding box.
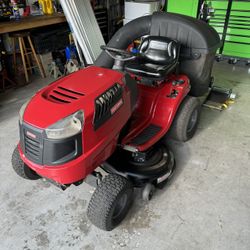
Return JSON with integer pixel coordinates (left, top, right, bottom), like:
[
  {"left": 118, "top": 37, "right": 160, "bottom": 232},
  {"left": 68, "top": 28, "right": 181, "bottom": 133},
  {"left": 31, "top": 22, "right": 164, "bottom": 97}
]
[{"left": 138, "top": 36, "right": 180, "bottom": 65}]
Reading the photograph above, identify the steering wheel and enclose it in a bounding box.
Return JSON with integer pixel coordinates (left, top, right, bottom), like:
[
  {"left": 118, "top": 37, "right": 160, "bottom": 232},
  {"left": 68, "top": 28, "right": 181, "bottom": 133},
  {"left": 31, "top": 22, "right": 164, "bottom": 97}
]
[{"left": 101, "top": 45, "right": 136, "bottom": 61}]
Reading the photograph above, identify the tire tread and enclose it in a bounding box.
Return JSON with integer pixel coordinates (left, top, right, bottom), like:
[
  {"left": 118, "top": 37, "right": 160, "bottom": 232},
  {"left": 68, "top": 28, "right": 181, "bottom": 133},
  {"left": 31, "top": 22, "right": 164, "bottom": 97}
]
[
  {"left": 169, "top": 96, "right": 201, "bottom": 142},
  {"left": 87, "top": 174, "right": 133, "bottom": 231},
  {"left": 12, "top": 146, "right": 40, "bottom": 180}
]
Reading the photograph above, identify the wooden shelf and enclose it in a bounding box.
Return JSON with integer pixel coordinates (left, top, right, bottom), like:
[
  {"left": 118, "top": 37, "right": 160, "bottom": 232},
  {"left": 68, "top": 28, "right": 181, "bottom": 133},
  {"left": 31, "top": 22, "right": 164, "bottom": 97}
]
[{"left": 0, "top": 14, "right": 67, "bottom": 34}]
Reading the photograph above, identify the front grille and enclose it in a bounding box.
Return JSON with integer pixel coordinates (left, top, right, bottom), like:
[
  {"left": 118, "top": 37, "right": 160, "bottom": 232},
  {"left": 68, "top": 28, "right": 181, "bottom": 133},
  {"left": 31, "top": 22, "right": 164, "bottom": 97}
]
[
  {"left": 20, "top": 122, "right": 82, "bottom": 166},
  {"left": 24, "top": 135, "right": 41, "bottom": 161},
  {"left": 20, "top": 123, "right": 43, "bottom": 164}
]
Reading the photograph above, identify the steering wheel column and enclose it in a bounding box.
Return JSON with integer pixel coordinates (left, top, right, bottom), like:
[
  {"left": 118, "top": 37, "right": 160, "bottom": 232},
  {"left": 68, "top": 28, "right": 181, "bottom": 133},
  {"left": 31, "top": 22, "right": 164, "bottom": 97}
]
[{"left": 100, "top": 45, "right": 136, "bottom": 71}]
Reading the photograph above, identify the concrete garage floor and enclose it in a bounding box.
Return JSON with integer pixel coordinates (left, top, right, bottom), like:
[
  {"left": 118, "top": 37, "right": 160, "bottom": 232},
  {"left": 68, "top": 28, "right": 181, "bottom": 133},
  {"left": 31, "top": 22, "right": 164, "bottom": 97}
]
[{"left": 0, "top": 62, "right": 249, "bottom": 250}]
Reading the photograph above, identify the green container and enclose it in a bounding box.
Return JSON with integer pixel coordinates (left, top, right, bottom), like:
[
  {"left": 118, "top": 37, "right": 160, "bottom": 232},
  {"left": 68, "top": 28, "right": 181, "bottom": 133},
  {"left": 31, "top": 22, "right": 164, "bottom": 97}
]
[
  {"left": 165, "top": 0, "right": 250, "bottom": 59},
  {"left": 209, "top": 0, "right": 250, "bottom": 59},
  {"left": 165, "top": 0, "right": 199, "bottom": 18}
]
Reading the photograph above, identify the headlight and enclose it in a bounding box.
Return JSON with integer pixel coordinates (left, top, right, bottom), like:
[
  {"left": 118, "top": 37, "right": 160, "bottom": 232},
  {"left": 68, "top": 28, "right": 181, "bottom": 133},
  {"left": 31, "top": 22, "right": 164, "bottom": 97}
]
[
  {"left": 45, "top": 110, "right": 84, "bottom": 139},
  {"left": 19, "top": 100, "right": 30, "bottom": 124}
]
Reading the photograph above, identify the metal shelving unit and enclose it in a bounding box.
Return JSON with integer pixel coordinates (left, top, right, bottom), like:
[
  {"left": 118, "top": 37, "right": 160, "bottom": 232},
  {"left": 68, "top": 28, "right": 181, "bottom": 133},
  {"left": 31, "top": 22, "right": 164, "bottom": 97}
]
[
  {"left": 106, "top": 0, "right": 124, "bottom": 38},
  {"left": 94, "top": 7, "right": 109, "bottom": 42},
  {"left": 209, "top": 0, "right": 250, "bottom": 62},
  {"left": 93, "top": 0, "right": 124, "bottom": 41}
]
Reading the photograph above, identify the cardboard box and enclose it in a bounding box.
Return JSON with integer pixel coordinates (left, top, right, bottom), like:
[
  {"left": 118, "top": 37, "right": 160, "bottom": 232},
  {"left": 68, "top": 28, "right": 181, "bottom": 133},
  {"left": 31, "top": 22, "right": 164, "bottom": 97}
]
[{"left": 38, "top": 52, "right": 53, "bottom": 76}]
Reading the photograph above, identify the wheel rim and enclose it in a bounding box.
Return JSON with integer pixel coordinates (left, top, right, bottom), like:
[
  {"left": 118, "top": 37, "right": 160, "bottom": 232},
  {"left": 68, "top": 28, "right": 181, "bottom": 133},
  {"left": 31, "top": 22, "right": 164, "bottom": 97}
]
[
  {"left": 112, "top": 193, "right": 128, "bottom": 221},
  {"left": 187, "top": 109, "right": 198, "bottom": 133}
]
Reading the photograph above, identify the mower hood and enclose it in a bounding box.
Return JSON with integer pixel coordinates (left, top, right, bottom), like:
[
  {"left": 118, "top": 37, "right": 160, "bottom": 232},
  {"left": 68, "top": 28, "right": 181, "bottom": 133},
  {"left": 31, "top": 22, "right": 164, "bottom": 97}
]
[{"left": 23, "top": 66, "right": 124, "bottom": 129}]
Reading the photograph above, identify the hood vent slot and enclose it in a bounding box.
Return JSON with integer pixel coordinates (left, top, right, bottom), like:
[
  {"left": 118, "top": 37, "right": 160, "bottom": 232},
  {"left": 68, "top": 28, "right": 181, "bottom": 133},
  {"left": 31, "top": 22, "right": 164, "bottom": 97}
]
[
  {"left": 49, "top": 95, "right": 71, "bottom": 103},
  {"left": 57, "top": 86, "right": 85, "bottom": 96},
  {"left": 52, "top": 90, "right": 78, "bottom": 100},
  {"left": 46, "top": 86, "right": 85, "bottom": 104},
  {"left": 94, "top": 83, "right": 123, "bottom": 130}
]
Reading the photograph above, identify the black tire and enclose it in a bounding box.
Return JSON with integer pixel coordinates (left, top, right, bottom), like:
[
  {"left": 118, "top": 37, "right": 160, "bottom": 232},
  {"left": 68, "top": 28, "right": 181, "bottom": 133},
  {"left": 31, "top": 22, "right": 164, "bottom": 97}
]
[
  {"left": 216, "top": 56, "right": 221, "bottom": 62},
  {"left": 87, "top": 174, "right": 133, "bottom": 231},
  {"left": 12, "top": 146, "right": 41, "bottom": 180},
  {"left": 169, "top": 96, "right": 201, "bottom": 142}
]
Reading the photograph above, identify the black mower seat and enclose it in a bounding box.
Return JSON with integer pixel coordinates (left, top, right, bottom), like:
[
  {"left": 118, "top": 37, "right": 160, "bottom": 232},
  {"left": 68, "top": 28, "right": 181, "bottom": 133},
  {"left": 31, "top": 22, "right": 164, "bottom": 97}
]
[{"left": 125, "top": 36, "right": 180, "bottom": 80}]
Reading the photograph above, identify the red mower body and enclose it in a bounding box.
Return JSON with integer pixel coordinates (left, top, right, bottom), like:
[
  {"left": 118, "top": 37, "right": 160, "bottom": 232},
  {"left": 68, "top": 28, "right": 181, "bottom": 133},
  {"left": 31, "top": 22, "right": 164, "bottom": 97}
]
[
  {"left": 121, "top": 74, "right": 190, "bottom": 152},
  {"left": 11, "top": 11, "right": 222, "bottom": 232},
  {"left": 18, "top": 66, "right": 190, "bottom": 185}
]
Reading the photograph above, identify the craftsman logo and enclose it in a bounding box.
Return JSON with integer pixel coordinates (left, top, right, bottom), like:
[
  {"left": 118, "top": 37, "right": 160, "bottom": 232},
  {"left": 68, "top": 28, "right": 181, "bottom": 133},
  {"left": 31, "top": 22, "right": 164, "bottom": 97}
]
[
  {"left": 111, "top": 99, "right": 123, "bottom": 115},
  {"left": 26, "top": 131, "right": 36, "bottom": 139}
]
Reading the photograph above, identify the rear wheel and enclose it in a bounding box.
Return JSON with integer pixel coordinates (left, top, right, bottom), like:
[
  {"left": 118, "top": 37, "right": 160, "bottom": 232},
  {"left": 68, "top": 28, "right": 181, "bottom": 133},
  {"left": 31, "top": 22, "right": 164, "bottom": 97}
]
[
  {"left": 12, "top": 146, "right": 41, "bottom": 180},
  {"left": 87, "top": 174, "right": 133, "bottom": 231},
  {"left": 169, "top": 96, "right": 201, "bottom": 142}
]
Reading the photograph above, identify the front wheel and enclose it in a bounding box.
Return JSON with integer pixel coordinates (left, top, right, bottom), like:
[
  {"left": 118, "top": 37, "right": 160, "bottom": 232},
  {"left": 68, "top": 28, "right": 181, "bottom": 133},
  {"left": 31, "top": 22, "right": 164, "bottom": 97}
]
[
  {"left": 87, "top": 174, "right": 133, "bottom": 231},
  {"left": 169, "top": 96, "right": 201, "bottom": 142},
  {"left": 12, "top": 146, "right": 41, "bottom": 180}
]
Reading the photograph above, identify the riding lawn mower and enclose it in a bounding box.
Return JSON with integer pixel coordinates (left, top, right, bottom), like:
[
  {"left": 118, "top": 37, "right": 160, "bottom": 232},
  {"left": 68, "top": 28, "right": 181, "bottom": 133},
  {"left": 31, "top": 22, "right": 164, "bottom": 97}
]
[{"left": 12, "top": 12, "right": 220, "bottom": 231}]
